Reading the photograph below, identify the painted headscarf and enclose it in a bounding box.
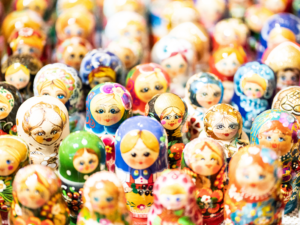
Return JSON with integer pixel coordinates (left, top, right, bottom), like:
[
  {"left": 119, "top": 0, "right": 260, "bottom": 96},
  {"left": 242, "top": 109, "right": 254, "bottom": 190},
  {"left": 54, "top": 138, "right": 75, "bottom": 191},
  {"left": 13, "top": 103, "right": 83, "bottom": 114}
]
[
  {"left": 125, "top": 63, "right": 170, "bottom": 115},
  {"left": 34, "top": 63, "right": 81, "bottom": 114},
  {"left": 115, "top": 116, "right": 168, "bottom": 174},
  {"left": 147, "top": 170, "right": 203, "bottom": 225},
  {"left": 58, "top": 131, "right": 106, "bottom": 183},
  {"left": 79, "top": 49, "right": 124, "bottom": 85},
  {"left": 85, "top": 82, "right": 132, "bottom": 137},
  {"left": 186, "top": 72, "right": 224, "bottom": 111}
]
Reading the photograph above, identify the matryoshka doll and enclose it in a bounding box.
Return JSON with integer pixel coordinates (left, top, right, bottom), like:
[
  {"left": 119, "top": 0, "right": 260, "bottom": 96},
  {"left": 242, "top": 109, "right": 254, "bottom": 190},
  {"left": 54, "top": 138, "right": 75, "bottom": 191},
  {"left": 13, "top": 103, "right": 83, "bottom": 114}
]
[
  {"left": 182, "top": 138, "right": 226, "bottom": 225},
  {"left": 33, "top": 63, "right": 83, "bottom": 132},
  {"left": 0, "top": 82, "right": 22, "bottom": 136},
  {"left": 250, "top": 109, "right": 300, "bottom": 214},
  {"left": 146, "top": 93, "right": 187, "bottom": 169},
  {"left": 261, "top": 0, "right": 288, "bottom": 14},
  {"left": 85, "top": 82, "right": 132, "bottom": 172},
  {"left": 16, "top": 96, "right": 70, "bottom": 169},
  {"left": 185, "top": 72, "right": 224, "bottom": 141},
  {"left": 0, "top": 136, "right": 29, "bottom": 224},
  {"left": 58, "top": 131, "right": 106, "bottom": 224},
  {"left": 151, "top": 36, "right": 196, "bottom": 98},
  {"left": 13, "top": 0, "right": 51, "bottom": 17},
  {"left": 56, "top": 37, "right": 92, "bottom": 72},
  {"left": 200, "top": 104, "right": 249, "bottom": 163},
  {"left": 228, "top": 0, "right": 252, "bottom": 19},
  {"left": 224, "top": 145, "right": 283, "bottom": 225},
  {"left": 9, "top": 165, "right": 70, "bottom": 225},
  {"left": 263, "top": 42, "right": 300, "bottom": 93},
  {"left": 209, "top": 46, "right": 247, "bottom": 104},
  {"left": 125, "top": 63, "right": 170, "bottom": 116},
  {"left": 77, "top": 171, "right": 132, "bottom": 225},
  {"left": 231, "top": 62, "right": 276, "bottom": 136},
  {"left": 79, "top": 49, "right": 124, "bottom": 88},
  {"left": 147, "top": 170, "right": 203, "bottom": 225},
  {"left": 115, "top": 116, "right": 168, "bottom": 221}
]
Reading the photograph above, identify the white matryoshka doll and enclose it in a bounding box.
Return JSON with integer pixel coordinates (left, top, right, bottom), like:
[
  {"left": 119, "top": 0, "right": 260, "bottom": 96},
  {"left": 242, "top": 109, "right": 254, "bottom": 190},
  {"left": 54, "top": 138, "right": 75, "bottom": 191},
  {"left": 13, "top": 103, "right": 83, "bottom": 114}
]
[
  {"left": 151, "top": 35, "right": 196, "bottom": 98},
  {"left": 16, "top": 96, "right": 70, "bottom": 170},
  {"left": 115, "top": 116, "right": 168, "bottom": 222},
  {"left": 33, "top": 63, "right": 83, "bottom": 132}
]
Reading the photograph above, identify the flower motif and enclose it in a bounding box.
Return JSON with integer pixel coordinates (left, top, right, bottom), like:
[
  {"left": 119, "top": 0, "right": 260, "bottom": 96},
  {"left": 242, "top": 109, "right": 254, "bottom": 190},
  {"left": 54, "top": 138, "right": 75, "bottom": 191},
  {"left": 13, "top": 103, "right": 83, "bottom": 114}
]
[
  {"left": 228, "top": 184, "right": 243, "bottom": 202},
  {"left": 6, "top": 94, "right": 12, "bottom": 100},
  {"left": 224, "top": 205, "right": 231, "bottom": 216},
  {"left": 105, "top": 145, "right": 113, "bottom": 154},
  {"left": 269, "top": 111, "right": 280, "bottom": 119},
  {"left": 224, "top": 218, "right": 234, "bottom": 225},
  {"left": 19, "top": 27, "right": 34, "bottom": 37},
  {"left": 0, "top": 180, "right": 7, "bottom": 192},
  {"left": 51, "top": 204, "right": 61, "bottom": 215},
  {"left": 137, "top": 204, "right": 146, "bottom": 210},
  {"left": 99, "top": 219, "right": 113, "bottom": 225},
  {"left": 201, "top": 195, "right": 211, "bottom": 204}
]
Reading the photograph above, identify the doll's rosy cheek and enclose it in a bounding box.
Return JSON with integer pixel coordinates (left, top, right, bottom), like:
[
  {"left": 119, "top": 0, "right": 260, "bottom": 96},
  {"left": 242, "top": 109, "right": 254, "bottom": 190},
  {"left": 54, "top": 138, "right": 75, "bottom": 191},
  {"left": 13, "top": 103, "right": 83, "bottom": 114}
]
[
  {"left": 161, "top": 120, "right": 166, "bottom": 125},
  {"left": 178, "top": 119, "right": 182, "bottom": 124},
  {"left": 8, "top": 165, "right": 14, "bottom": 170}
]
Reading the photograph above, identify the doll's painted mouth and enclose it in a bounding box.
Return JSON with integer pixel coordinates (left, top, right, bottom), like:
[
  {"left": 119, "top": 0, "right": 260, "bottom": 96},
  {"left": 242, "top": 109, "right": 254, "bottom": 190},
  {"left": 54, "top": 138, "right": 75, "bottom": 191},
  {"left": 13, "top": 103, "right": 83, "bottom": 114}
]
[
  {"left": 169, "top": 123, "right": 175, "bottom": 127},
  {"left": 105, "top": 119, "right": 110, "bottom": 122},
  {"left": 205, "top": 164, "right": 212, "bottom": 168},
  {"left": 250, "top": 183, "right": 256, "bottom": 187},
  {"left": 207, "top": 101, "right": 212, "bottom": 104},
  {"left": 45, "top": 138, "right": 53, "bottom": 142},
  {"left": 139, "top": 162, "right": 143, "bottom": 165},
  {"left": 224, "top": 133, "right": 229, "bottom": 136}
]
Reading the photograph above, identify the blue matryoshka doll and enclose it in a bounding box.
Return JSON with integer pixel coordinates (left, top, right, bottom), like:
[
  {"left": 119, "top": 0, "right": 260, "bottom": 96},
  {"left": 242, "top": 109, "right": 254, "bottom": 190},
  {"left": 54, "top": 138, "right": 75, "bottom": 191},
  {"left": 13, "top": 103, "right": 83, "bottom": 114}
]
[
  {"left": 250, "top": 109, "right": 300, "bottom": 214},
  {"left": 185, "top": 72, "right": 224, "bottom": 141},
  {"left": 115, "top": 116, "right": 168, "bottom": 221},
  {"left": 85, "top": 82, "right": 132, "bottom": 172},
  {"left": 231, "top": 62, "right": 275, "bottom": 136}
]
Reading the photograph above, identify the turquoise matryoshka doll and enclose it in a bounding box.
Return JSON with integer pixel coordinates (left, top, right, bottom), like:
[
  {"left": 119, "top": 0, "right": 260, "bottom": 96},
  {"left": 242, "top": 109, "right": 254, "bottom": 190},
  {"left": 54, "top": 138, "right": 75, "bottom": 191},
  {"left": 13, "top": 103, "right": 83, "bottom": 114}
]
[
  {"left": 250, "top": 109, "right": 300, "bottom": 214},
  {"left": 58, "top": 131, "right": 106, "bottom": 224},
  {"left": 115, "top": 116, "right": 168, "bottom": 222},
  {"left": 85, "top": 82, "right": 132, "bottom": 172}
]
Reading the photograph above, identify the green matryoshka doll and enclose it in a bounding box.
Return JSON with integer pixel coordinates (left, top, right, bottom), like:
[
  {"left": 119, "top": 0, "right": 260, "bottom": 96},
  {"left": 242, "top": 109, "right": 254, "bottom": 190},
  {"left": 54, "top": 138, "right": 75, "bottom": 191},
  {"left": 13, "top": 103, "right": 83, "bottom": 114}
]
[{"left": 58, "top": 131, "right": 106, "bottom": 224}]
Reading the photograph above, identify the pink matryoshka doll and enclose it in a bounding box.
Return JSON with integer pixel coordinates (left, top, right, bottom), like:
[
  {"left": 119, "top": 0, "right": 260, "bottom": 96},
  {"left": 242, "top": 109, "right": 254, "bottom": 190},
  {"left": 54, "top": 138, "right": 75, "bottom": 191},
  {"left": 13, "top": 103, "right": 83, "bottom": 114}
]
[{"left": 125, "top": 63, "right": 170, "bottom": 116}]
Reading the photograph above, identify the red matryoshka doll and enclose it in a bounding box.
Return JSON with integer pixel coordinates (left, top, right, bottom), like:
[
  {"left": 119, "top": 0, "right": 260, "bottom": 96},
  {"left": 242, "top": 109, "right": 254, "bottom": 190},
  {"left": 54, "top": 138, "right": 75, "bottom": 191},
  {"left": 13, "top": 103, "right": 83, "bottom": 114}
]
[
  {"left": 56, "top": 37, "right": 92, "bottom": 72},
  {"left": 0, "top": 82, "right": 22, "bottom": 136},
  {"left": 77, "top": 171, "right": 132, "bottom": 225},
  {"left": 9, "top": 165, "right": 70, "bottom": 225},
  {"left": 182, "top": 138, "right": 226, "bottom": 225},
  {"left": 147, "top": 170, "right": 203, "bottom": 225},
  {"left": 224, "top": 145, "right": 283, "bottom": 225},
  {"left": 125, "top": 63, "right": 170, "bottom": 116},
  {"left": 13, "top": 0, "right": 52, "bottom": 17},
  {"left": 263, "top": 41, "right": 300, "bottom": 93},
  {"left": 210, "top": 45, "right": 247, "bottom": 103},
  {"left": 228, "top": 0, "right": 253, "bottom": 19},
  {"left": 16, "top": 96, "right": 70, "bottom": 170},
  {"left": 261, "top": 0, "right": 288, "bottom": 13},
  {"left": 146, "top": 93, "right": 187, "bottom": 169}
]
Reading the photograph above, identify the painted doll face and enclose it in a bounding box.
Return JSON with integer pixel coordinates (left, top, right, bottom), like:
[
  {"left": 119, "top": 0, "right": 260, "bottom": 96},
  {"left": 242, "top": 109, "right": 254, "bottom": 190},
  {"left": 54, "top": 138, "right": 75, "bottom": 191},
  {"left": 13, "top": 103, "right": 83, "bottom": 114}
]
[
  {"left": 18, "top": 182, "right": 50, "bottom": 209},
  {"left": 91, "top": 96, "right": 124, "bottom": 126},
  {"left": 190, "top": 145, "right": 222, "bottom": 176},
  {"left": 121, "top": 138, "right": 159, "bottom": 170},
  {"left": 14, "top": 44, "right": 42, "bottom": 59},
  {"left": 235, "top": 162, "right": 275, "bottom": 196},
  {"left": 277, "top": 69, "right": 300, "bottom": 88},
  {"left": 40, "top": 85, "right": 69, "bottom": 105},
  {"left": 62, "top": 44, "right": 88, "bottom": 71},
  {"left": 64, "top": 23, "right": 86, "bottom": 39},
  {"left": 90, "top": 77, "right": 113, "bottom": 89},
  {"left": 215, "top": 53, "right": 241, "bottom": 77},
  {"left": 121, "top": 24, "right": 143, "bottom": 42},
  {"left": 6, "top": 70, "right": 30, "bottom": 90},
  {"left": 90, "top": 188, "right": 119, "bottom": 215},
  {"left": 135, "top": 73, "right": 167, "bottom": 103},
  {"left": 199, "top": 0, "right": 224, "bottom": 24},
  {"left": 258, "top": 128, "right": 293, "bottom": 156},
  {"left": 161, "top": 54, "right": 187, "bottom": 79},
  {"left": 73, "top": 149, "right": 99, "bottom": 174},
  {"left": 30, "top": 120, "right": 63, "bottom": 146},
  {"left": 116, "top": 47, "right": 136, "bottom": 70},
  {"left": 196, "top": 84, "right": 222, "bottom": 109},
  {"left": 243, "top": 82, "right": 265, "bottom": 99},
  {"left": 0, "top": 102, "right": 11, "bottom": 120},
  {"left": 212, "top": 116, "right": 239, "bottom": 140},
  {"left": 0, "top": 150, "right": 19, "bottom": 176},
  {"left": 161, "top": 109, "right": 183, "bottom": 130},
  {"left": 159, "top": 185, "right": 188, "bottom": 210}
]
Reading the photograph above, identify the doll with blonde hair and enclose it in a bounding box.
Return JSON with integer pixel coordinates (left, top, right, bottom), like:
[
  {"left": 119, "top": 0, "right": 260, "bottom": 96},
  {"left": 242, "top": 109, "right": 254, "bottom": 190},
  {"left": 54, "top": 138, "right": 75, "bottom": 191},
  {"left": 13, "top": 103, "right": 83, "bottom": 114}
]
[
  {"left": 241, "top": 73, "right": 267, "bottom": 99},
  {"left": 14, "top": 0, "right": 49, "bottom": 16}
]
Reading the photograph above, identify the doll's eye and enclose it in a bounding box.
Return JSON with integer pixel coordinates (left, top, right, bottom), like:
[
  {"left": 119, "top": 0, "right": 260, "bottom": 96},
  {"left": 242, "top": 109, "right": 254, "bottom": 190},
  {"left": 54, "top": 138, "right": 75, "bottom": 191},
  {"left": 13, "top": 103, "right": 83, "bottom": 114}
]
[
  {"left": 259, "top": 174, "right": 265, "bottom": 180},
  {"left": 0, "top": 107, "right": 6, "bottom": 112},
  {"left": 57, "top": 94, "right": 65, "bottom": 99},
  {"left": 201, "top": 92, "right": 207, "bottom": 97},
  {"left": 216, "top": 124, "right": 224, "bottom": 129},
  {"left": 93, "top": 197, "right": 100, "bottom": 202},
  {"left": 266, "top": 136, "right": 272, "bottom": 141},
  {"left": 125, "top": 55, "right": 130, "bottom": 60},
  {"left": 29, "top": 48, "right": 35, "bottom": 53},
  {"left": 70, "top": 54, "right": 75, "bottom": 58},
  {"left": 291, "top": 76, "right": 297, "bottom": 81},
  {"left": 65, "top": 28, "right": 71, "bottom": 35},
  {"left": 131, "top": 152, "right": 137, "bottom": 157},
  {"left": 106, "top": 197, "right": 114, "bottom": 202},
  {"left": 244, "top": 174, "right": 249, "bottom": 179},
  {"left": 96, "top": 109, "right": 105, "bottom": 114},
  {"left": 278, "top": 137, "right": 285, "bottom": 142},
  {"left": 201, "top": 158, "right": 205, "bottom": 161},
  {"left": 79, "top": 54, "right": 84, "bottom": 59},
  {"left": 179, "top": 64, "right": 184, "bottom": 68},
  {"left": 37, "top": 132, "right": 43, "bottom": 136},
  {"left": 80, "top": 161, "right": 84, "bottom": 165},
  {"left": 247, "top": 88, "right": 252, "bottom": 91},
  {"left": 223, "top": 62, "right": 227, "bottom": 66},
  {"left": 94, "top": 81, "right": 99, "bottom": 85},
  {"left": 232, "top": 62, "right": 236, "bottom": 66},
  {"left": 140, "top": 87, "right": 149, "bottom": 93},
  {"left": 229, "top": 124, "right": 237, "bottom": 129},
  {"left": 51, "top": 130, "right": 58, "bottom": 135},
  {"left": 35, "top": 190, "right": 40, "bottom": 194},
  {"left": 89, "top": 159, "right": 95, "bottom": 164},
  {"left": 214, "top": 92, "right": 220, "bottom": 97},
  {"left": 281, "top": 76, "right": 286, "bottom": 81},
  {"left": 255, "top": 89, "right": 260, "bottom": 92},
  {"left": 109, "top": 107, "right": 120, "bottom": 114},
  {"left": 176, "top": 197, "right": 181, "bottom": 202},
  {"left": 143, "top": 152, "right": 150, "bottom": 157},
  {"left": 163, "top": 115, "right": 171, "bottom": 120},
  {"left": 174, "top": 115, "right": 181, "bottom": 119},
  {"left": 6, "top": 160, "right": 11, "bottom": 164},
  {"left": 211, "top": 158, "right": 215, "bottom": 161},
  {"left": 166, "top": 64, "right": 171, "bottom": 68},
  {"left": 155, "top": 85, "right": 163, "bottom": 91},
  {"left": 18, "top": 48, "right": 22, "bottom": 54}
]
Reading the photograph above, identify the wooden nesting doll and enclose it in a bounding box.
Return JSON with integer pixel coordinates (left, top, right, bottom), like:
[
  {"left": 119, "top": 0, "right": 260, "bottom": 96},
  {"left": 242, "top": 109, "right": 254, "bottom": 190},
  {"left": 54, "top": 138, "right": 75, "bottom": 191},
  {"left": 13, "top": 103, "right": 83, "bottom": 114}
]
[
  {"left": 85, "top": 82, "right": 132, "bottom": 172},
  {"left": 147, "top": 170, "right": 203, "bottom": 225},
  {"left": 146, "top": 93, "right": 187, "bottom": 169},
  {"left": 0, "top": 136, "right": 29, "bottom": 224},
  {"left": 16, "top": 96, "right": 70, "bottom": 169},
  {"left": 0, "top": 82, "right": 22, "bottom": 136},
  {"left": 125, "top": 63, "right": 170, "bottom": 116},
  {"left": 182, "top": 138, "right": 227, "bottom": 225},
  {"left": 77, "top": 171, "right": 132, "bottom": 225},
  {"left": 224, "top": 145, "right": 283, "bottom": 225},
  {"left": 33, "top": 63, "right": 83, "bottom": 132},
  {"left": 115, "top": 116, "right": 168, "bottom": 220},
  {"left": 200, "top": 103, "right": 249, "bottom": 164},
  {"left": 250, "top": 109, "right": 300, "bottom": 214},
  {"left": 9, "top": 165, "right": 70, "bottom": 225},
  {"left": 58, "top": 131, "right": 106, "bottom": 224},
  {"left": 185, "top": 72, "right": 224, "bottom": 140},
  {"left": 231, "top": 62, "right": 276, "bottom": 136}
]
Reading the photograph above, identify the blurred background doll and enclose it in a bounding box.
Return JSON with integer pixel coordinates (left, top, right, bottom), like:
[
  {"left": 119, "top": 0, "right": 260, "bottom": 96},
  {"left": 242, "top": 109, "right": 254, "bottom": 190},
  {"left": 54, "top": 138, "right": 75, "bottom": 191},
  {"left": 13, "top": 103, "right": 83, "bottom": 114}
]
[
  {"left": 12, "top": 0, "right": 52, "bottom": 18},
  {"left": 260, "top": 0, "right": 288, "bottom": 14},
  {"left": 56, "top": 0, "right": 96, "bottom": 15},
  {"left": 228, "top": 0, "right": 253, "bottom": 19}
]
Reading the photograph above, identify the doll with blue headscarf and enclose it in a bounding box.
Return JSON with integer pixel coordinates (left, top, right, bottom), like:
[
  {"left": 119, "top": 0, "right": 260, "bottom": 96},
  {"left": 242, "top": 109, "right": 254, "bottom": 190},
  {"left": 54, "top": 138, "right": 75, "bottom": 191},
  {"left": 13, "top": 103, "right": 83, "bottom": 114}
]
[
  {"left": 250, "top": 109, "right": 300, "bottom": 214},
  {"left": 85, "top": 82, "right": 132, "bottom": 172},
  {"left": 115, "top": 116, "right": 168, "bottom": 220},
  {"left": 231, "top": 62, "right": 275, "bottom": 136},
  {"left": 185, "top": 72, "right": 224, "bottom": 141}
]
